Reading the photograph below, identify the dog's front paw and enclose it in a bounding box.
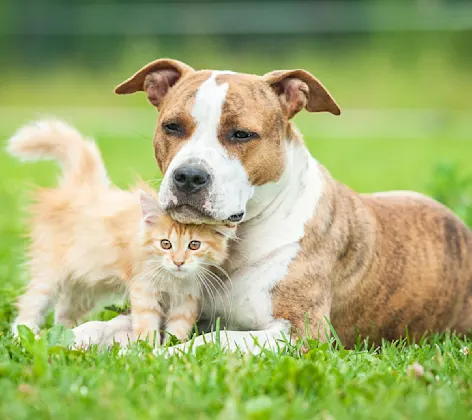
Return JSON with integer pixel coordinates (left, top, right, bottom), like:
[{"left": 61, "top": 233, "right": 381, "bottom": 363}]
[
  {"left": 72, "top": 315, "right": 133, "bottom": 350},
  {"left": 108, "top": 328, "right": 132, "bottom": 348},
  {"left": 72, "top": 320, "right": 108, "bottom": 349},
  {"left": 154, "top": 335, "right": 207, "bottom": 358}
]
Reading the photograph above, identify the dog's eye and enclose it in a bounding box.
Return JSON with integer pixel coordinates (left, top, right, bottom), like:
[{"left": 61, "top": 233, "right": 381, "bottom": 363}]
[
  {"left": 160, "top": 239, "right": 172, "bottom": 250},
  {"left": 188, "top": 241, "right": 201, "bottom": 251},
  {"left": 230, "top": 130, "right": 257, "bottom": 142},
  {"left": 163, "top": 123, "right": 183, "bottom": 136}
]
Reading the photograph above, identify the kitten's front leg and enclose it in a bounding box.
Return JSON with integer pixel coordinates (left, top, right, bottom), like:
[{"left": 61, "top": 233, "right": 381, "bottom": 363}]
[
  {"left": 164, "top": 295, "right": 199, "bottom": 345},
  {"left": 130, "top": 284, "right": 164, "bottom": 347},
  {"left": 12, "top": 275, "right": 57, "bottom": 336}
]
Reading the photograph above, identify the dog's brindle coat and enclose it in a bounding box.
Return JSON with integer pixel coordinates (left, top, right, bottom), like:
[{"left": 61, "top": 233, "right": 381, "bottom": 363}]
[
  {"left": 278, "top": 176, "right": 472, "bottom": 347},
  {"left": 72, "top": 59, "right": 472, "bottom": 351}
]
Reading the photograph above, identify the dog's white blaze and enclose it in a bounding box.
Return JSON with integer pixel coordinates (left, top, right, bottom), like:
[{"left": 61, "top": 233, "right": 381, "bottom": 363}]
[
  {"left": 190, "top": 72, "right": 229, "bottom": 149},
  {"left": 158, "top": 71, "right": 254, "bottom": 220}
]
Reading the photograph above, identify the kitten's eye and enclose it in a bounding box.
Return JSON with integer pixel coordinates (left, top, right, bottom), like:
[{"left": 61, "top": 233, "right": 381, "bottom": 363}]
[
  {"left": 229, "top": 130, "right": 258, "bottom": 142},
  {"left": 188, "top": 241, "right": 201, "bottom": 251},
  {"left": 160, "top": 240, "right": 172, "bottom": 250},
  {"left": 162, "top": 122, "right": 184, "bottom": 136}
]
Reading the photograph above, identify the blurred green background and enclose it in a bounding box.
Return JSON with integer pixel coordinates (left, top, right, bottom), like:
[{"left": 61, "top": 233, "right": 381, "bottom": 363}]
[{"left": 1, "top": 0, "right": 471, "bottom": 194}]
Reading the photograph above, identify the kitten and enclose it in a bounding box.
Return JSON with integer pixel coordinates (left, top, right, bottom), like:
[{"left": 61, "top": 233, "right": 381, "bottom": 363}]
[
  {"left": 132, "top": 196, "right": 234, "bottom": 344},
  {"left": 8, "top": 120, "right": 234, "bottom": 345}
]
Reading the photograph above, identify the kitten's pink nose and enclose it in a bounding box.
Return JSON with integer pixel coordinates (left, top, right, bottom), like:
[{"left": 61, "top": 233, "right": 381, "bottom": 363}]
[{"left": 174, "top": 261, "right": 185, "bottom": 268}]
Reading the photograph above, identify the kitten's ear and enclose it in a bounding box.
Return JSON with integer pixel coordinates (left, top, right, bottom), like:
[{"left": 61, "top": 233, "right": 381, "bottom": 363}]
[{"left": 139, "top": 190, "right": 161, "bottom": 226}]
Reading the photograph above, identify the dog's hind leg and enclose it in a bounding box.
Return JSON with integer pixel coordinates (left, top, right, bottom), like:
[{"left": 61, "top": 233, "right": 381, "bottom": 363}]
[{"left": 451, "top": 280, "right": 472, "bottom": 336}]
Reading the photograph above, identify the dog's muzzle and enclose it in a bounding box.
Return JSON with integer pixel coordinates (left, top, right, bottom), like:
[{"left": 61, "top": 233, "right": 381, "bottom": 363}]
[{"left": 163, "top": 161, "right": 249, "bottom": 225}]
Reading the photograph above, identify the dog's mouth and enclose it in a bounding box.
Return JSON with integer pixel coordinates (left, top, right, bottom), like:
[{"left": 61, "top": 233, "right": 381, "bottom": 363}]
[
  {"left": 169, "top": 205, "right": 215, "bottom": 225},
  {"left": 227, "top": 212, "right": 244, "bottom": 223},
  {"left": 169, "top": 205, "right": 244, "bottom": 225}
]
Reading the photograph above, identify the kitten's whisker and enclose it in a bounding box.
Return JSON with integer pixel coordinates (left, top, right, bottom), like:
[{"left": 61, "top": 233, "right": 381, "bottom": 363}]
[
  {"left": 196, "top": 267, "right": 231, "bottom": 327},
  {"left": 196, "top": 271, "right": 216, "bottom": 328},
  {"left": 197, "top": 266, "right": 232, "bottom": 324},
  {"left": 128, "top": 258, "right": 159, "bottom": 272},
  {"left": 126, "top": 264, "right": 165, "bottom": 295},
  {"left": 197, "top": 264, "right": 233, "bottom": 309},
  {"left": 126, "top": 259, "right": 163, "bottom": 283},
  {"left": 198, "top": 266, "right": 231, "bottom": 300},
  {"left": 201, "top": 275, "right": 217, "bottom": 328},
  {"left": 193, "top": 274, "right": 206, "bottom": 322},
  {"left": 145, "top": 176, "right": 164, "bottom": 184},
  {"left": 198, "top": 263, "right": 233, "bottom": 290},
  {"left": 149, "top": 268, "right": 169, "bottom": 295},
  {"left": 127, "top": 262, "right": 162, "bottom": 288},
  {"left": 232, "top": 237, "right": 244, "bottom": 246},
  {"left": 196, "top": 275, "right": 214, "bottom": 328},
  {"left": 132, "top": 263, "right": 162, "bottom": 281}
]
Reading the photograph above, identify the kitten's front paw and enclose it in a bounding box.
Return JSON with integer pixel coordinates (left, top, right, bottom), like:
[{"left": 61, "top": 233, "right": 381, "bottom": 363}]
[{"left": 11, "top": 321, "right": 40, "bottom": 339}]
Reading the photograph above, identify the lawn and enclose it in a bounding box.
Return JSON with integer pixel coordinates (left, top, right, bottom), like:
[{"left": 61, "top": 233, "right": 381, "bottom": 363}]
[{"left": 1, "top": 107, "right": 472, "bottom": 418}]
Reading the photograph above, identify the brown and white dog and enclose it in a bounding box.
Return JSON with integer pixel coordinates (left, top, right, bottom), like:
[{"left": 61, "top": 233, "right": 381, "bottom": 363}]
[{"left": 72, "top": 59, "right": 472, "bottom": 352}]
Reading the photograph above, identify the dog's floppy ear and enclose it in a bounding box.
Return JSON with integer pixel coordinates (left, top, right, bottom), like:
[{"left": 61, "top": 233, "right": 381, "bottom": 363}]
[
  {"left": 114, "top": 59, "right": 194, "bottom": 108},
  {"left": 262, "top": 69, "right": 341, "bottom": 118}
]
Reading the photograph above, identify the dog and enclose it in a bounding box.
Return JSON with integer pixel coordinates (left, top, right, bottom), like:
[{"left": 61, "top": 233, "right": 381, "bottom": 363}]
[{"left": 71, "top": 59, "right": 472, "bottom": 352}]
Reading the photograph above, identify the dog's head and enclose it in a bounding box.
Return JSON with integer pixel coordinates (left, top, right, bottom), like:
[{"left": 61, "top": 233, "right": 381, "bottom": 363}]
[{"left": 115, "top": 59, "right": 340, "bottom": 224}]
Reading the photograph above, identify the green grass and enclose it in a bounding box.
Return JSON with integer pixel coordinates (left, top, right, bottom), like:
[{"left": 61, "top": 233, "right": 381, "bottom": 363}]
[
  {"left": 1, "top": 110, "right": 472, "bottom": 418},
  {"left": 2, "top": 327, "right": 472, "bottom": 419}
]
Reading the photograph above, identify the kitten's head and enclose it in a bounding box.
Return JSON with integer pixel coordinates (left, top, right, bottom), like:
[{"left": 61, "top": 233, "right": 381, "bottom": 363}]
[{"left": 140, "top": 191, "right": 235, "bottom": 279}]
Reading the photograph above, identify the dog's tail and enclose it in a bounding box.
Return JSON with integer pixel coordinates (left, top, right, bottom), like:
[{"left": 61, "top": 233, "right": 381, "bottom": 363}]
[{"left": 7, "top": 120, "right": 109, "bottom": 187}]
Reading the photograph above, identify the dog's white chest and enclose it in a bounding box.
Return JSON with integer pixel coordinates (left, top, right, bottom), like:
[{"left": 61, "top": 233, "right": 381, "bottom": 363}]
[
  {"left": 220, "top": 242, "right": 301, "bottom": 330},
  {"left": 201, "top": 148, "right": 325, "bottom": 331}
]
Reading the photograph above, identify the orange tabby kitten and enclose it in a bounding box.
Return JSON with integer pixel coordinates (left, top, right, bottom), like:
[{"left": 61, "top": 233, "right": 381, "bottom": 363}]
[
  {"left": 132, "top": 196, "right": 234, "bottom": 344},
  {"left": 8, "top": 120, "right": 234, "bottom": 345}
]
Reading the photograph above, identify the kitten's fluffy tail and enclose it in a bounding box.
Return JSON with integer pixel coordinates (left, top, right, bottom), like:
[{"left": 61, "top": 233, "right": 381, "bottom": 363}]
[{"left": 7, "top": 120, "right": 109, "bottom": 187}]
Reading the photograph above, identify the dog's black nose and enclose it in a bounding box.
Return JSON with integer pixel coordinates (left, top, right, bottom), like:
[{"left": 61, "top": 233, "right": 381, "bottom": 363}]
[{"left": 173, "top": 165, "right": 210, "bottom": 194}]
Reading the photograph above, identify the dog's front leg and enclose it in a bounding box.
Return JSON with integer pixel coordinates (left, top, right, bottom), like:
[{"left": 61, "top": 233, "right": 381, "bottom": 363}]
[
  {"left": 160, "top": 320, "right": 291, "bottom": 356},
  {"left": 270, "top": 253, "right": 334, "bottom": 347},
  {"left": 73, "top": 314, "right": 132, "bottom": 349}
]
